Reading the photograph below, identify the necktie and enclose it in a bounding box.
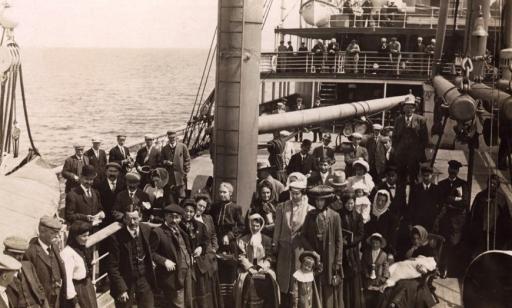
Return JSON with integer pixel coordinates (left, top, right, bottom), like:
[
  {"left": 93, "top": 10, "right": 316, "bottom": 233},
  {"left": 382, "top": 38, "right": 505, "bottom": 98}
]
[
  {"left": 111, "top": 181, "right": 116, "bottom": 191},
  {"left": 133, "top": 229, "right": 138, "bottom": 238},
  {"left": 87, "top": 189, "right": 92, "bottom": 198},
  {"left": 129, "top": 191, "right": 135, "bottom": 200},
  {"left": 47, "top": 246, "right": 52, "bottom": 255},
  {"left": 120, "top": 146, "right": 125, "bottom": 158}
]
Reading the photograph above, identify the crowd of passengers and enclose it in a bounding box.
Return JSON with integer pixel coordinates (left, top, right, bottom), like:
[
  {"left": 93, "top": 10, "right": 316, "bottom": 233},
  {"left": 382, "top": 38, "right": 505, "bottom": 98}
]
[{"left": 0, "top": 98, "right": 511, "bottom": 308}]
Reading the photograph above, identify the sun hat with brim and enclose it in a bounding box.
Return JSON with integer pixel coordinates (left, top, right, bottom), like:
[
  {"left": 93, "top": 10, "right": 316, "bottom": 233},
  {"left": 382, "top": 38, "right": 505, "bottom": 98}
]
[
  {"left": 366, "top": 233, "right": 387, "bottom": 248},
  {"left": 308, "top": 185, "right": 335, "bottom": 199},
  {"left": 352, "top": 159, "right": 369, "bottom": 172},
  {"left": 328, "top": 170, "right": 348, "bottom": 187},
  {"left": 0, "top": 254, "right": 21, "bottom": 271},
  {"left": 299, "top": 250, "right": 321, "bottom": 265},
  {"left": 163, "top": 204, "right": 185, "bottom": 216}
]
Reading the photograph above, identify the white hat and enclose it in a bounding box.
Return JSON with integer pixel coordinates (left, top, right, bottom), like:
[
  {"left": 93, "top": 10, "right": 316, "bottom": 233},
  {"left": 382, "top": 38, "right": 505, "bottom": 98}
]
[
  {"left": 144, "top": 134, "right": 155, "bottom": 140},
  {"left": 91, "top": 137, "right": 102, "bottom": 143},
  {"left": 351, "top": 132, "right": 363, "bottom": 139},
  {"left": 372, "top": 124, "right": 383, "bottom": 130},
  {"left": 288, "top": 172, "right": 308, "bottom": 190},
  {"left": 352, "top": 159, "right": 369, "bottom": 172},
  {"left": 431, "top": 38, "right": 436, "bottom": 43},
  {"left": 0, "top": 253, "right": 21, "bottom": 271},
  {"left": 280, "top": 130, "right": 291, "bottom": 137}
]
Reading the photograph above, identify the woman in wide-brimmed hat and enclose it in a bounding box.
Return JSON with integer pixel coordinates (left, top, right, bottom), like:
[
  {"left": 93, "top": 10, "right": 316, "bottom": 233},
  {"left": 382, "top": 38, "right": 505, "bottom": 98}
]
[
  {"left": 273, "top": 172, "right": 314, "bottom": 306},
  {"left": 347, "top": 158, "right": 375, "bottom": 193},
  {"left": 302, "top": 185, "right": 343, "bottom": 308}
]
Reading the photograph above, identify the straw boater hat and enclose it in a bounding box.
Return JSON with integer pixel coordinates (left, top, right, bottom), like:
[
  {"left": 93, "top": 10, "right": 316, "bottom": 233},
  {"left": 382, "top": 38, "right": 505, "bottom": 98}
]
[
  {"left": 280, "top": 130, "right": 291, "bottom": 137},
  {"left": 328, "top": 170, "right": 348, "bottom": 187},
  {"left": 366, "top": 233, "right": 387, "bottom": 248},
  {"left": 308, "top": 185, "right": 335, "bottom": 199},
  {"left": 352, "top": 159, "right": 370, "bottom": 172}
]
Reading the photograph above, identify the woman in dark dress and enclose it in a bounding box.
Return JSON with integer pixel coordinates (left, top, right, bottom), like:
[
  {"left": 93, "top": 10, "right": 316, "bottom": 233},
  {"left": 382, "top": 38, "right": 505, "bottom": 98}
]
[
  {"left": 339, "top": 192, "right": 365, "bottom": 308},
  {"left": 365, "top": 189, "right": 399, "bottom": 257},
  {"left": 247, "top": 180, "right": 277, "bottom": 237},
  {"left": 404, "top": 225, "right": 435, "bottom": 259},
  {"left": 143, "top": 168, "right": 175, "bottom": 222},
  {"left": 181, "top": 199, "right": 221, "bottom": 308}
]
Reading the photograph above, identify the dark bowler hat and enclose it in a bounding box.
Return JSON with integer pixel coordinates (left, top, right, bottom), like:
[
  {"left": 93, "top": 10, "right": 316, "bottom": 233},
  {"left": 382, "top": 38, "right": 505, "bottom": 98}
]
[
  {"left": 81, "top": 165, "right": 97, "bottom": 178},
  {"left": 420, "top": 165, "right": 434, "bottom": 174},
  {"left": 308, "top": 185, "right": 335, "bottom": 199},
  {"left": 181, "top": 199, "right": 196, "bottom": 209},
  {"left": 3, "top": 236, "right": 29, "bottom": 254},
  {"left": 39, "top": 215, "right": 63, "bottom": 230},
  {"left": 301, "top": 139, "right": 312, "bottom": 147},
  {"left": 167, "top": 130, "right": 177, "bottom": 136},
  {"left": 318, "top": 156, "right": 330, "bottom": 164},
  {"left": 385, "top": 165, "right": 398, "bottom": 174},
  {"left": 448, "top": 160, "right": 463, "bottom": 169},
  {"left": 105, "top": 162, "right": 121, "bottom": 170},
  {"left": 163, "top": 204, "right": 185, "bottom": 216}
]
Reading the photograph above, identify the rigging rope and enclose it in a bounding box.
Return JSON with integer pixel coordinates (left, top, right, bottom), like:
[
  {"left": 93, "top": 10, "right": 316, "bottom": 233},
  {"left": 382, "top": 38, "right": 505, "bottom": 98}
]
[{"left": 18, "top": 64, "right": 38, "bottom": 155}]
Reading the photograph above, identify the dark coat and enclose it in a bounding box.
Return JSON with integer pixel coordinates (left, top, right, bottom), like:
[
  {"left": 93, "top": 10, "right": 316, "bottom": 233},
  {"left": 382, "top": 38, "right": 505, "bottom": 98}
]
[
  {"left": 199, "top": 214, "right": 219, "bottom": 272},
  {"left": 149, "top": 224, "right": 192, "bottom": 290},
  {"left": 361, "top": 249, "right": 389, "bottom": 288},
  {"left": 180, "top": 220, "right": 212, "bottom": 276},
  {"left": 25, "top": 238, "right": 66, "bottom": 308},
  {"left": 408, "top": 183, "right": 439, "bottom": 230},
  {"left": 6, "top": 260, "right": 49, "bottom": 308},
  {"left": 107, "top": 223, "right": 157, "bottom": 298},
  {"left": 312, "top": 145, "right": 336, "bottom": 164},
  {"left": 437, "top": 177, "right": 469, "bottom": 211},
  {"left": 210, "top": 201, "right": 245, "bottom": 240},
  {"left": 392, "top": 114, "right": 429, "bottom": 163},
  {"left": 366, "top": 137, "right": 378, "bottom": 174},
  {"left": 135, "top": 146, "right": 160, "bottom": 169},
  {"left": 94, "top": 176, "right": 126, "bottom": 223},
  {"left": 159, "top": 142, "right": 191, "bottom": 186},
  {"left": 113, "top": 189, "right": 151, "bottom": 218},
  {"left": 307, "top": 170, "right": 334, "bottom": 187},
  {"left": 371, "top": 182, "right": 408, "bottom": 217},
  {"left": 65, "top": 186, "right": 103, "bottom": 223},
  {"left": 109, "top": 145, "right": 131, "bottom": 173},
  {"left": 365, "top": 211, "right": 400, "bottom": 256},
  {"left": 286, "top": 152, "right": 317, "bottom": 175},
  {"left": 61, "top": 155, "right": 90, "bottom": 192},
  {"left": 84, "top": 148, "right": 107, "bottom": 180}
]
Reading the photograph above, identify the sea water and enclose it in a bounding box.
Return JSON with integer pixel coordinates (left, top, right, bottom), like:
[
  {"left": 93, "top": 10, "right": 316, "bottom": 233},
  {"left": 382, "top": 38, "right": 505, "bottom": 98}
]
[{"left": 15, "top": 48, "right": 211, "bottom": 165}]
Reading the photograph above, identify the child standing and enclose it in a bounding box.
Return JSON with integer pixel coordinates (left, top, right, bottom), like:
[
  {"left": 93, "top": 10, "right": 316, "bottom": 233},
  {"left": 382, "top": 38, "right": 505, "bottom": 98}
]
[
  {"left": 291, "top": 251, "right": 323, "bottom": 308},
  {"left": 362, "top": 233, "right": 390, "bottom": 307},
  {"left": 352, "top": 182, "right": 372, "bottom": 223}
]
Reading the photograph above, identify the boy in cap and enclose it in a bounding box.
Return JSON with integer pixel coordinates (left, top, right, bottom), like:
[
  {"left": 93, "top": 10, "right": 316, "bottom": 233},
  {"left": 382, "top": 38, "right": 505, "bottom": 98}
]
[
  {"left": 4, "top": 236, "right": 49, "bottom": 308},
  {"left": 25, "top": 216, "right": 66, "bottom": 308},
  {"left": 62, "top": 143, "right": 90, "bottom": 193},
  {"left": 109, "top": 135, "right": 132, "bottom": 174},
  {"left": 84, "top": 138, "right": 107, "bottom": 184},
  {"left": 65, "top": 165, "right": 105, "bottom": 224},
  {"left": 408, "top": 165, "right": 439, "bottom": 231},
  {"left": 149, "top": 204, "right": 193, "bottom": 308},
  {"left": 0, "top": 254, "right": 22, "bottom": 308}
]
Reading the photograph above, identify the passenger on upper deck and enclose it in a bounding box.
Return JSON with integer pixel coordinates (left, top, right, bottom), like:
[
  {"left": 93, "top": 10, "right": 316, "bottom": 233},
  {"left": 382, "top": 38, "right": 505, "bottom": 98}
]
[
  {"left": 311, "top": 40, "right": 325, "bottom": 73},
  {"left": 62, "top": 144, "right": 90, "bottom": 193},
  {"left": 277, "top": 40, "right": 288, "bottom": 72},
  {"left": 298, "top": 42, "right": 309, "bottom": 72},
  {"left": 327, "top": 38, "right": 339, "bottom": 73},
  {"left": 361, "top": 0, "right": 373, "bottom": 27},
  {"left": 345, "top": 40, "right": 360, "bottom": 74},
  {"left": 65, "top": 165, "right": 105, "bottom": 225},
  {"left": 382, "top": 0, "right": 399, "bottom": 27},
  {"left": 377, "top": 38, "right": 389, "bottom": 74},
  {"left": 424, "top": 39, "right": 436, "bottom": 57},
  {"left": 388, "top": 37, "right": 401, "bottom": 75}
]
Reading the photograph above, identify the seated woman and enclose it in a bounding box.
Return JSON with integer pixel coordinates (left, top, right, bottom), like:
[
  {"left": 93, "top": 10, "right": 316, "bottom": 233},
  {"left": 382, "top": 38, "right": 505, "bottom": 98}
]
[
  {"left": 376, "top": 225, "right": 438, "bottom": 308},
  {"left": 361, "top": 233, "right": 390, "bottom": 308},
  {"left": 247, "top": 180, "right": 277, "bottom": 237},
  {"left": 233, "top": 214, "right": 279, "bottom": 308}
]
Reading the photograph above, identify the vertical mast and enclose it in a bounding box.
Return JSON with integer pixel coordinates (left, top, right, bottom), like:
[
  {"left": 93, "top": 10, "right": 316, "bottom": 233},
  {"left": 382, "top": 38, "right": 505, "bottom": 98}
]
[
  {"left": 468, "top": 0, "right": 490, "bottom": 80},
  {"left": 432, "top": 0, "right": 450, "bottom": 76},
  {"left": 214, "top": 0, "right": 262, "bottom": 211}
]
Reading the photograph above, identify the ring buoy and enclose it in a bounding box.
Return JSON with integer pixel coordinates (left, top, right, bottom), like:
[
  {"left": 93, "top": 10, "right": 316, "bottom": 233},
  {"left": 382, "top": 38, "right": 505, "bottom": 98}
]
[{"left": 271, "top": 55, "right": 277, "bottom": 72}]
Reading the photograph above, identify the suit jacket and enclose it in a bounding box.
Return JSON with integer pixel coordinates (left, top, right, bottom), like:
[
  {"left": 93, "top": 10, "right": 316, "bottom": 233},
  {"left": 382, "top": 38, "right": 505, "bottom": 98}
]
[
  {"left": 286, "top": 152, "right": 317, "bottom": 175},
  {"left": 160, "top": 142, "right": 191, "bottom": 186},
  {"left": 312, "top": 145, "right": 336, "bottom": 164},
  {"left": 6, "top": 260, "right": 49, "bottom": 308},
  {"left": 109, "top": 145, "right": 131, "bottom": 171},
  {"left": 344, "top": 145, "right": 369, "bottom": 173},
  {"left": 84, "top": 148, "right": 107, "bottom": 179},
  {"left": 149, "top": 224, "right": 192, "bottom": 290},
  {"left": 392, "top": 114, "right": 429, "bottom": 160},
  {"left": 437, "top": 177, "right": 469, "bottom": 211},
  {"left": 308, "top": 170, "right": 334, "bottom": 187},
  {"left": 107, "top": 224, "right": 157, "bottom": 298},
  {"left": 366, "top": 137, "right": 378, "bottom": 173},
  {"left": 113, "top": 189, "right": 151, "bottom": 218},
  {"left": 210, "top": 201, "right": 245, "bottom": 240},
  {"left": 94, "top": 176, "right": 126, "bottom": 223},
  {"left": 65, "top": 186, "right": 103, "bottom": 223},
  {"left": 25, "top": 238, "right": 66, "bottom": 308},
  {"left": 61, "top": 155, "right": 90, "bottom": 192},
  {"left": 135, "top": 146, "right": 160, "bottom": 169},
  {"left": 408, "top": 183, "right": 439, "bottom": 230}
]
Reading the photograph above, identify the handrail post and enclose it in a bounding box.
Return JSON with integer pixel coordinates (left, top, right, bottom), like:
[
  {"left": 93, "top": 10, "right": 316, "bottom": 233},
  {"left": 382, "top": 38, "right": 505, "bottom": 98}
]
[
  {"left": 403, "top": 10, "right": 407, "bottom": 28},
  {"left": 430, "top": 8, "right": 434, "bottom": 29},
  {"left": 363, "top": 53, "right": 367, "bottom": 75},
  {"left": 377, "top": 10, "right": 381, "bottom": 28}
]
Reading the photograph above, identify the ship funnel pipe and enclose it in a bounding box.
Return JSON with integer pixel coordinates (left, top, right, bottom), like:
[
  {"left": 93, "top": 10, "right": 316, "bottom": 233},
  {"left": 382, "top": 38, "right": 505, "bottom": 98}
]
[
  {"left": 258, "top": 94, "right": 414, "bottom": 134},
  {"left": 432, "top": 75, "right": 477, "bottom": 122}
]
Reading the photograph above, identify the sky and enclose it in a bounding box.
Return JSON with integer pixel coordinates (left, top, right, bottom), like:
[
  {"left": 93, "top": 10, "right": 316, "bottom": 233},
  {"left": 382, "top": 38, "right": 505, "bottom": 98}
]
[{"left": 9, "top": 0, "right": 300, "bottom": 50}]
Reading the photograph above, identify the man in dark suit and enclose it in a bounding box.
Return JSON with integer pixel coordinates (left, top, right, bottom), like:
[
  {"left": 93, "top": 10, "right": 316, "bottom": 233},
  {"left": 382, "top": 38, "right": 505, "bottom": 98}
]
[
  {"left": 407, "top": 166, "right": 439, "bottom": 231},
  {"left": 25, "top": 216, "right": 66, "bottom": 308},
  {"left": 160, "top": 131, "right": 191, "bottom": 202},
  {"left": 108, "top": 208, "right": 157, "bottom": 308},
  {"left": 3, "top": 236, "right": 49, "bottom": 308},
  {"left": 312, "top": 133, "right": 336, "bottom": 165},
  {"left": 392, "top": 97, "right": 429, "bottom": 184},
  {"left": 0, "top": 254, "right": 22, "bottom": 308},
  {"left": 84, "top": 138, "right": 107, "bottom": 184},
  {"left": 94, "top": 162, "right": 126, "bottom": 224},
  {"left": 109, "top": 135, "right": 132, "bottom": 174},
  {"left": 370, "top": 165, "right": 407, "bottom": 218},
  {"left": 366, "top": 124, "right": 383, "bottom": 179},
  {"left": 135, "top": 135, "right": 160, "bottom": 188},
  {"left": 65, "top": 165, "right": 105, "bottom": 224},
  {"left": 286, "top": 139, "right": 317, "bottom": 176},
  {"left": 149, "top": 204, "right": 193, "bottom": 308},
  {"left": 113, "top": 172, "right": 151, "bottom": 221},
  {"left": 62, "top": 144, "right": 90, "bottom": 193},
  {"left": 344, "top": 132, "right": 369, "bottom": 176},
  {"left": 308, "top": 157, "right": 334, "bottom": 187}
]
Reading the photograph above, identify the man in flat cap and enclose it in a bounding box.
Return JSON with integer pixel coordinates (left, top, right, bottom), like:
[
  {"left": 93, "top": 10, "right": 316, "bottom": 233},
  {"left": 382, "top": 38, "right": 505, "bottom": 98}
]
[
  {"left": 434, "top": 160, "right": 469, "bottom": 278},
  {"left": 108, "top": 208, "right": 156, "bottom": 308},
  {"left": 84, "top": 138, "right": 107, "bottom": 185},
  {"left": 0, "top": 254, "right": 22, "bottom": 308},
  {"left": 149, "top": 204, "right": 193, "bottom": 308},
  {"left": 160, "top": 131, "right": 191, "bottom": 203},
  {"left": 62, "top": 144, "right": 90, "bottom": 193},
  {"left": 113, "top": 172, "right": 151, "bottom": 221},
  {"left": 65, "top": 165, "right": 105, "bottom": 224},
  {"left": 135, "top": 135, "right": 161, "bottom": 188},
  {"left": 344, "top": 132, "right": 369, "bottom": 177},
  {"left": 25, "top": 216, "right": 66, "bottom": 308},
  {"left": 312, "top": 133, "right": 336, "bottom": 166},
  {"left": 392, "top": 97, "right": 429, "bottom": 184},
  {"left": 407, "top": 165, "right": 440, "bottom": 231},
  {"left": 109, "top": 135, "right": 132, "bottom": 174},
  {"left": 3, "top": 236, "right": 49, "bottom": 308},
  {"left": 94, "top": 162, "right": 126, "bottom": 225}
]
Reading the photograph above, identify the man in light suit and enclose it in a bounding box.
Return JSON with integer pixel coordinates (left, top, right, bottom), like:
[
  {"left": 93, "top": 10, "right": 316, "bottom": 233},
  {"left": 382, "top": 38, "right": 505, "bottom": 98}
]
[
  {"left": 392, "top": 97, "right": 429, "bottom": 184},
  {"left": 62, "top": 144, "right": 90, "bottom": 193},
  {"left": 160, "top": 131, "right": 191, "bottom": 202},
  {"left": 65, "top": 165, "right": 105, "bottom": 224},
  {"left": 0, "top": 254, "right": 22, "bottom": 308},
  {"left": 109, "top": 135, "right": 132, "bottom": 174},
  {"left": 84, "top": 138, "right": 107, "bottom": 184}
]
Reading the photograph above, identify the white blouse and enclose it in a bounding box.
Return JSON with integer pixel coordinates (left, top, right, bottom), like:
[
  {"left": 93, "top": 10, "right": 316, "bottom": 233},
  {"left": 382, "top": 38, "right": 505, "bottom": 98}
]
[{"left": 60, "top": 246, "right": 87, "bottom": 300}]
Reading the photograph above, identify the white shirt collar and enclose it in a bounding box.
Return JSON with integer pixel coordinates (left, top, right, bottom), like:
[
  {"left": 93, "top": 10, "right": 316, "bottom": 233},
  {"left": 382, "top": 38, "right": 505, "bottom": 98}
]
[
  {"left": 80, "top": 185, "right": 90, "bottom": 194},
  {"left": 423, "top": 183, "right": 431, "bottom": 190},
  {"left": 38, "top": 238, "right": 50, "bottom": 254},
  {"left": 169, "top": 141, "right": 177, "bottom": 148},
  {"left": 127, "top": 226, "right": 140, "bottom": 238}
]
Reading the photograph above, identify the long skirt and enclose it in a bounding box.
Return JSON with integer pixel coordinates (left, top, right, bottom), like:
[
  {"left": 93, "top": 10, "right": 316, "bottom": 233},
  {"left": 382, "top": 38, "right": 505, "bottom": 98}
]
[
  {"left": 193, "top": 268, "right": 223, "bottom": 308},
  {"left": 234, "top": 270, "right": 279, "bottom": 308},
  {"left": 317, "top": 277, "right": 344, "bottom": 308},
  {"left": 74, "top": 278, "right": 98, "bottom": 308},
  {"left": 343, "top": 247, "right": 365, "bottom": 308}
]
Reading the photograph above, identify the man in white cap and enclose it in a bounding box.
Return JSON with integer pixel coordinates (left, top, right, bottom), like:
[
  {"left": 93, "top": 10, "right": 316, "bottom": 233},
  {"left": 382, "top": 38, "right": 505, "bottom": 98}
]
[
  {"left": 109, "top": 134, "right": 132, "bottom": 174},
  {"left": 392, "top": 97, "right": 429, "bottom": 184},
  {"left": 0, "top": 254, "right": 22, "bottom": 308},
  {"left": 425, "top": 38, "right": 436, "bottom": 56},
  {"left": 84, "top": 137, "right": 107, "bottom": 184},
  {"left": 135, "top": 134, "right": 160, "bottom": 187},
  {"left": 344, "top": 132, "right": 369, "bottom": 176},
  {"left": 366, "top": 124, "right": 383, "bottom": 179},
  {"left": 62, "top": 143, "right": 90, "bottom": 193}
]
